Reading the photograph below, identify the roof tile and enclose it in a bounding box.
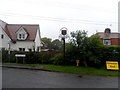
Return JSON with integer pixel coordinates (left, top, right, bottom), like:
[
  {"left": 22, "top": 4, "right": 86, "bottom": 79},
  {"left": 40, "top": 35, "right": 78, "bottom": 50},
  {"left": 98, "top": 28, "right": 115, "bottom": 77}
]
[{"left": 6, "top": 24, "right": 39, "bottom": 41}]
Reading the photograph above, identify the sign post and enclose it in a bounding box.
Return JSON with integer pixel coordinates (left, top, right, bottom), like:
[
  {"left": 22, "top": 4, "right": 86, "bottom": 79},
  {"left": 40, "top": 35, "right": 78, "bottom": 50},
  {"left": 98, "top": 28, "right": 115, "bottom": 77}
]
[
  {"left": 15, "top": 54, "right": 26, "bottom": 64},
  {"left": 76, "top": 60, "right": 80, "bottom": 67},
  {"left": 106, "top": 61, "right": 119, "bottom": 70},
  {"left": 60, "top": 27, "right": 68, "bottom": 64}
]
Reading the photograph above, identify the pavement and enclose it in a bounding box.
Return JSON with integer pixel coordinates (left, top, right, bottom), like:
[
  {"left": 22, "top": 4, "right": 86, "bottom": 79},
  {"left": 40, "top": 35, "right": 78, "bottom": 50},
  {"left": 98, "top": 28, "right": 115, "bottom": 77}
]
[{"left": 1, "top": 63, "right": 51, "bottom": 71}]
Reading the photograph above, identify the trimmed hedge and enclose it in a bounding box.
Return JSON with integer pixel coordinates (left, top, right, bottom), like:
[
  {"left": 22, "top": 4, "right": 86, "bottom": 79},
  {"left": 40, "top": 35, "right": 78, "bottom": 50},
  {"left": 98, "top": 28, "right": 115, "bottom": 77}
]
[
  {"left": 65, "top": 46, "right": 120, "bottom": 68},
  {"left": 1, "top": 46, "right": 120, "bottom": 68},
  {"left": 2, "top": 50, "right": 59, "bottom": 64}
]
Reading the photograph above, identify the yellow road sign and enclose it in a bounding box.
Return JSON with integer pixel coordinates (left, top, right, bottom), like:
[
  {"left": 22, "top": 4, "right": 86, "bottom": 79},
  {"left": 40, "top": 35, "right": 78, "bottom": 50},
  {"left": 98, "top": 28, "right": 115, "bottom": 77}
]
[{"left": 106, "top": 61, "right": 119, "bottom": 70}]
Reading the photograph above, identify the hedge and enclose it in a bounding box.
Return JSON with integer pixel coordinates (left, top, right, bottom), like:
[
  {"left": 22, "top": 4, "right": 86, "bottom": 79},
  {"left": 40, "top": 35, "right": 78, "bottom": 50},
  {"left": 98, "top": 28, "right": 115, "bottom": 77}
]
[
  {"left": 1, "top": 46, "right": 120, "bottom": 68},
  {"left": 2, "top": 50, "right": 60, "bottom": 64}
]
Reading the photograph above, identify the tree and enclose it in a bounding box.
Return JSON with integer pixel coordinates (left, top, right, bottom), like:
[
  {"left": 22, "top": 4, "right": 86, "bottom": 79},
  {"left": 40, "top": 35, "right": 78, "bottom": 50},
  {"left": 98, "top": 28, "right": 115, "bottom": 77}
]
[
  {"left": 88, "top": 34, "right": 103, "bottom": 48},
  {"left": 41, "top": 37, "right": 52, "bottom": 50},
  {"left": 87, "top": 34, "right": 103, "bottom": 68},
  {"left": 70, "top": 30, "right": 88, "bottom": 48},
  {"left": 41, "top": 37, "right": 62, "bottom": 51},
  {"left": 70, "top": 30, "right": 89, "bottom": 67},
  {"left": 51, "top": 39, "right": 62, "bottom": 51},
  {"left": 69, "top": 30, "right": 103, "bottom": 67}
]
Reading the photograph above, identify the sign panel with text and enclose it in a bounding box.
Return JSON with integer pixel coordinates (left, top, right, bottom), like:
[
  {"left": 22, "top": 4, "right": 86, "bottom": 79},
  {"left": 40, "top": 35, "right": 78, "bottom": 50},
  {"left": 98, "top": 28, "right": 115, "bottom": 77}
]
[{"left": 106, "top": 61, "right": 119, "bottom": 70}]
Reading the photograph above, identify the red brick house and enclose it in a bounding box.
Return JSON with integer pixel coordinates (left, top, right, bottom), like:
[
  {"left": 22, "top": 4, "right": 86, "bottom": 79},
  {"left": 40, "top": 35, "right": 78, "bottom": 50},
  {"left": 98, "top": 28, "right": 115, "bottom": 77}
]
[{"left": 97, "top": 28, "right": 120, "bottom": 46}]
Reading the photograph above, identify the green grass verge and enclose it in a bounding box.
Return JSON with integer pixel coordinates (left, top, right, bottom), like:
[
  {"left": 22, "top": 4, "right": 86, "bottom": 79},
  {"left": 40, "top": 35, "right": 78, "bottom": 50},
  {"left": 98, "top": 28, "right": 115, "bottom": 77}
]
[
  {"left": 3, "top": 63, "right": 119, "bottom": 76},
  {"left": 39, "top": 64, "right": 119, "bottom": 76}
]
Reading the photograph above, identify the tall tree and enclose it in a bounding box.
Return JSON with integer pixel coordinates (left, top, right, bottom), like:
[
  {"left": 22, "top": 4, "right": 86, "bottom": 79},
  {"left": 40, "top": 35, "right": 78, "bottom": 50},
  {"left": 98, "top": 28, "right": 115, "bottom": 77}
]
[
  {"left": 52, "top": 39, "right": 62, "bottom": 51},
  {"left": 88, "top": 34, "right": 103, "bottom": 67},
  {"left": 69, "top": 30, "right": 103, "bottom": 67},
  {"left": 70, "top": 30, "right": 89, "bottom": 67},
  {"left": 88, "top": 34, "right": 103, "bottom": 48},
  {"left": 70, "top": 30, "right": 88, "bottom": 48}
]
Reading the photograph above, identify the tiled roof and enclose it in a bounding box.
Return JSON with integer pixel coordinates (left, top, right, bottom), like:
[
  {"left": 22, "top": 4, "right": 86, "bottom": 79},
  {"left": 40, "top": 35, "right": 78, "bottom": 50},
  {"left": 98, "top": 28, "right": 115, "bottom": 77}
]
[
  {"left": 4, "top": 24, "right": 39, "bottom": 41},
  {"left": 97, "top": 32, "right": 120, "bottom": 38},
  {"left": 97, "top": 32, "right": 120, "bottom": 34}
]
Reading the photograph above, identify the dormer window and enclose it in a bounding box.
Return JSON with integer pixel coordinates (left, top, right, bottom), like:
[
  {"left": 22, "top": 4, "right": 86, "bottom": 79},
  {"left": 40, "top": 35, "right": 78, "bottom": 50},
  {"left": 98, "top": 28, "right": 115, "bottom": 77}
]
[
  {"left": 16, "top": 27, "right": 28, "bottom": 40},
  {"left": 19, "top": 34, "right": 25, "bottom": 40},
  {"left": 105, "top": 28, "right": 111, "bottom": 34}
]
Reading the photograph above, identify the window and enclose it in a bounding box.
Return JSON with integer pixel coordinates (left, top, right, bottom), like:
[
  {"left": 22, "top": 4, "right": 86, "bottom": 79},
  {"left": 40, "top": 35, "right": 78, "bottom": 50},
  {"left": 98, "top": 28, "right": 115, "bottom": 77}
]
[
  {"left": 28, "top": 48, "right": 32, "bottom": 52},
  {"left": 19, "top": 34, "right": 22, "bottom": 39},
  {"left": 19, "top": 48, "right": 25, "bottom": 51},
  {"left": 18, "top": 34, "right": 26, "bottom": 40},
  {"left": 22, "top": 34, "right": 25, "bottom": 39},
  {"left": 103, "top": 39, "right": 111, "bottom": 45},
  {"left": 1, "top": 34, "right": 4, "bottom": 39},
  {"left": 17, "top": 27, "right": 28, "bottom": 40}
]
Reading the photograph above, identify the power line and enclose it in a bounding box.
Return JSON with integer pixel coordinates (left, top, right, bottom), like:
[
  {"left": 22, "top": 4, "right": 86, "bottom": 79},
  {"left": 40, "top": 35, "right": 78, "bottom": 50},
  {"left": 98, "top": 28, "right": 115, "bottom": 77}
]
[{"left": 0, "top": 12, "right": 118, "bottom": 26}]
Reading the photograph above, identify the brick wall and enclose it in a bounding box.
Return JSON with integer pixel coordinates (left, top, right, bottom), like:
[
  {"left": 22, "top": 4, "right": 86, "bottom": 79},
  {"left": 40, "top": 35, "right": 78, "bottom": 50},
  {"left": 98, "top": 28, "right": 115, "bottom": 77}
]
[
  {"left": 111, "top": 38, "right": 120, "bottom": 46},
  {"left": 100, "top": 38, "right": 120, "bottom": 46}
]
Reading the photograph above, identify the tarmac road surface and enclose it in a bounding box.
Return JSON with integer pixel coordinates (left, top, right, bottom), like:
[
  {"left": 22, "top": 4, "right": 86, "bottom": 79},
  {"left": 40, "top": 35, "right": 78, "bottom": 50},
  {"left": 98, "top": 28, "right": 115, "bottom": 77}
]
[{"left": 2, "top": 67, "right": 119, "bottom": 88}]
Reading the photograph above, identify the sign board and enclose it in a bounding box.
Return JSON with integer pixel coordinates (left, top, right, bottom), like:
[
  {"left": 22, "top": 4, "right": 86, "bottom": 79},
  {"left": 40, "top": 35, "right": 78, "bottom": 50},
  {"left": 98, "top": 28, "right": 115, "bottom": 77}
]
[
  {"left": 61, "top": 27, "right": 67, "bottom": 35},
  {"left": 62, "top": 30, "right": 67, "bottom": 35},
  {"left": 15, "top": 54, "right": 26, "bottom": 57},
  {"left": 106, "top": 61, "right": 119, "bottom": 70}
]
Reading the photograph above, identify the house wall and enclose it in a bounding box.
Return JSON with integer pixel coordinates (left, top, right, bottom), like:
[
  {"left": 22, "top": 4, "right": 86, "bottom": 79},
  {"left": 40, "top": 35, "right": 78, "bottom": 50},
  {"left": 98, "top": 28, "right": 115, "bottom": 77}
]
[
  {"left": 98, "top": 32, "right": 120, "bottom": 46},
  {"left": 35, "top": 28, "right": 41, "bottom": 51},
  {"left": 0, "top": 26, "right": 11, "bottom": 50},
  {"left": 0, "top": 26, "right": 3, "bottom": 49},
  {"left": 100, "top": 38, "right": 120, "bottom": 46},
  {"left": 10, "top": 41, "right": 34, "bottom": 51},
  {"left": 111, "top": 38, "right": 120, "bottom": 46}
]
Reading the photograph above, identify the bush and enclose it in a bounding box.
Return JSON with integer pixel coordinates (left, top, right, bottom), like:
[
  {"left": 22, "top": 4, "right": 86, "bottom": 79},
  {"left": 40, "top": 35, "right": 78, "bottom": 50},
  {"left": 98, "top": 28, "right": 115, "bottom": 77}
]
[
  {"left": 2, "top": 50, "right": 59, "bottom": 64},
  {"left": 25, "top": 52, "right": 38, "bottom": 64},
  {"left": 2, "top": 49, "right": 8, "bottom": 62},
  {"left": 51, "top": 53, "right": 63, "bottom": 65},
  {"left": 2, "top": 45, "right": 120, "bottom": 67},
  {"left": 37, "top": 51, "right": 59, "bottom": 64},
  {"left": 88, "top": 55, "right": 102, "bottom": 68}
]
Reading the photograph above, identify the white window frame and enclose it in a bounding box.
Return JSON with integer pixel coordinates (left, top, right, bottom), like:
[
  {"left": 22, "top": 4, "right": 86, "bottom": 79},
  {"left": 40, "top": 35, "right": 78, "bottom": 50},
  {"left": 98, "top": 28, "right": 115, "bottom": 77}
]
[
  {"left": 103, "top": 39, "right": 111, "bottom": 45},
  {"left": 17, "top": 27, "right": 28, "bottom": 40},
  {"left": 18, "top": 33, "right": 25, "bottom": 40}
]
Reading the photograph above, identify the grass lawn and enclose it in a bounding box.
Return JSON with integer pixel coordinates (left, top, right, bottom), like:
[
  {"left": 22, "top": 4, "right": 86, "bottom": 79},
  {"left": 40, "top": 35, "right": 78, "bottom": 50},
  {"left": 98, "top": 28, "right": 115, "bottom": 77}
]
[
  {"left": 3, "top": 63, "right": 119, "bottom": 76},
  {"left": 39, "top": 64, "right": 119, "bottom": 77}
]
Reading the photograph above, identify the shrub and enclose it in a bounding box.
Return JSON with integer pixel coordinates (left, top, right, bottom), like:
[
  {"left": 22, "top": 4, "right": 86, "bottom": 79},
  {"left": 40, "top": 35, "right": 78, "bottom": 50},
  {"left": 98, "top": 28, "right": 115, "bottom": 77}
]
[
  {"left": 25, "top": 52, "right": 37, "bottom": 64},
  {"left": 88, "top": 55, "right": 102, "bottom": 68},
  {"left": 2, "top": 49, "right": 8, "bottom": 62},
  {"left": 39, "top": 51, "right": 59, "bottom": 64},
  {"left": 51, "top": 53, "right": 63, "bottom": 65}
]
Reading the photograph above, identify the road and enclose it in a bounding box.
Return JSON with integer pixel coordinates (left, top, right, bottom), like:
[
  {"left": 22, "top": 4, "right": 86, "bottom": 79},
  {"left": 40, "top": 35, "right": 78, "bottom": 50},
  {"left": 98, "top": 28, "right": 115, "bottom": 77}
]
[{"left": 2, "top": 67, "right": 119, "bottom": 88}]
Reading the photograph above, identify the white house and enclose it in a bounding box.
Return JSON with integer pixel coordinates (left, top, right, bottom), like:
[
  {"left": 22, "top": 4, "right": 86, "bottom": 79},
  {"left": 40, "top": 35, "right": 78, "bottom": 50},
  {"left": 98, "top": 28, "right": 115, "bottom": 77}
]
[{"left": 0, "top": 19, "right": 42, "bottom": 52}]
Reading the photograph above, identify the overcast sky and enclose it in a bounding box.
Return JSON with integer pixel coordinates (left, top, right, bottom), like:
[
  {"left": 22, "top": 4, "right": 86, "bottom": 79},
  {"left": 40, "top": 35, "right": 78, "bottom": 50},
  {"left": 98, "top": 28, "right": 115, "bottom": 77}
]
[{"left": 0, "top": 0, "right": 119, "bottom": 40}]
